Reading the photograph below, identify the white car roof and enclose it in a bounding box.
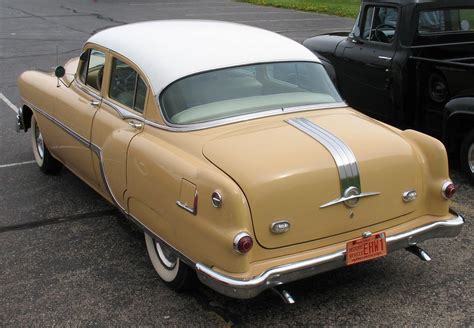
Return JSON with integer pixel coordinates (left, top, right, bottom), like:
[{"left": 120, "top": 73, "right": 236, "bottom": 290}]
[{"left": 87, "top": 20, "right": 320, "bottom": 95}]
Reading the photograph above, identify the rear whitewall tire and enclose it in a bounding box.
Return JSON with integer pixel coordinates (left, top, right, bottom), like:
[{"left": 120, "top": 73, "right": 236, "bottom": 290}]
[{"left": 144, "top": 232, "right": 195, "bottom": 291}]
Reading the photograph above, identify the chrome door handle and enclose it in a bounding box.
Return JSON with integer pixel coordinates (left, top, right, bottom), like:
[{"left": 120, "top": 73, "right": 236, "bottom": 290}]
[
  {"left": 378, "top": 56, "right": 392, "bottom": 61},
  {"left": 128, "top": 120, "right": 143, "bottom": 129},
  {"left": 90, "top": 100, "right": 100, "bottom": 107}
]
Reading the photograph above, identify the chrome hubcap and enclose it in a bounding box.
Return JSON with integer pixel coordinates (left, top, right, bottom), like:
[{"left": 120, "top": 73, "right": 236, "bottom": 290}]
[
  {"left": 468, "top": 143, "right": 474, "bottom": 174},
  {"left": 155, "top": 241, "right": 177, "bottom": 269},
  {"left": 35, "top": 123, "right": 44, "bottom": 159}
]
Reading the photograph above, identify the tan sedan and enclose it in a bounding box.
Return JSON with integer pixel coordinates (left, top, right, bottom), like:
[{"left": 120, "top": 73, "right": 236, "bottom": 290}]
[{"left": 16, "top": 20, "right": 464, "bottom": 302}]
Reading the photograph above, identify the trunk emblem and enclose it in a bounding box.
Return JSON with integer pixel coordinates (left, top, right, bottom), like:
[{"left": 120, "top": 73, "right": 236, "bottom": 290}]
[
  {"left": 343, "top": 186, "right": 361, "bottom": 208},
  {"left": 320, "top": 186, "right": 381, "bottom": 209}
]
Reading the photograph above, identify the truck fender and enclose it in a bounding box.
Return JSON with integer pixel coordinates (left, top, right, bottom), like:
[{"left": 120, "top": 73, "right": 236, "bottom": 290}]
[
  {"left": 443, "top": 97, "right": 474, "bottom": 148},
  {"left": 319, "top": 56, "right": 338, "bottom": 86}
]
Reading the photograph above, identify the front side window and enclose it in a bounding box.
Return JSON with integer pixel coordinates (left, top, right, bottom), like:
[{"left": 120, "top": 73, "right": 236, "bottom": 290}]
[
  {"left": 418, "top": 8, "right": 474, "bottom": 34},
  {"left": 160, "top": 62, "right": 342, "bottom": 125},
  {"left": 109, "top": 58, "right": 147, "bottom": 113},
  {"left": 361, "top": 6, "right": 399, "bottom": 43},
  {"left": 79, "top": 49, "right": 105, "bottom": 91}
]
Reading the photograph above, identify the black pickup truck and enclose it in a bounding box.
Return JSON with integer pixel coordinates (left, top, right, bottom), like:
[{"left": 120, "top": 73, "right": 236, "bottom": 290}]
[{"left": 304, "top": 0, "right": 474, "bottom": 182}]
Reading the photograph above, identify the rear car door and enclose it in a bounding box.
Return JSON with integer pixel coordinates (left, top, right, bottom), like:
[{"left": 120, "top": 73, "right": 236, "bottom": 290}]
[
  {"left": 91, "top": 55, "right": 148, "bottom": 210},
  {"left": 337, "top": 4, "right": 399, "bottom": 121}
]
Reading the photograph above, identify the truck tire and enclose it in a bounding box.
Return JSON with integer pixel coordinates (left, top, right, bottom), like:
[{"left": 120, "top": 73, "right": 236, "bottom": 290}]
[{"left": 460, "top": 129, "right": 474, "bottom": 184}]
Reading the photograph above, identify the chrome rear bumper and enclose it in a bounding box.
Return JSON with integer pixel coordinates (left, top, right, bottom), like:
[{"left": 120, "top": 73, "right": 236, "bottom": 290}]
[{"left": 195, "top": 211, "right": 464, "bottom": 299}]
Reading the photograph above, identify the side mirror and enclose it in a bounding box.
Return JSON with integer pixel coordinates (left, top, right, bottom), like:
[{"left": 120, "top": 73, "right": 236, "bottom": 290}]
[
  {"left": 351, "top": 26, "right": 363, "bottom": 44},
  {"left": 55, "top": 66, "right": 65, "bottom": 78}
]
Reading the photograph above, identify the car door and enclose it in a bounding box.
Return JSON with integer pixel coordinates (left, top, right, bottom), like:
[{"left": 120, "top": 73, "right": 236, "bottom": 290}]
[
  {"left": 91, "top": 54, "right": 148, "bottom": 210},
  {"left": 54, "top": 47, "right": 106, "bottom": 189},
  {"left": 336, "top": 5, "right": 399, "bottom": 122}
]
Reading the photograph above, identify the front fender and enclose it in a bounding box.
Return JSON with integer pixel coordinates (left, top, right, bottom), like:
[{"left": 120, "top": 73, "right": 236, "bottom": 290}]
[{"left": 303, "top": 34, "right": 347, "bottom": 59}]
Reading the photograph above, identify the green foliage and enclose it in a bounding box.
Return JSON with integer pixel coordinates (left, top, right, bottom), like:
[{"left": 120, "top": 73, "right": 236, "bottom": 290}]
[{"left": 238, "top": 0, "right": 360, "bottom": 18}]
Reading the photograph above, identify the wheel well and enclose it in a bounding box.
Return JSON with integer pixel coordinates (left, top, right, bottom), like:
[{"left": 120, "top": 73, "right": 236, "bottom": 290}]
[
  {"left": 22, "top": 105, "right": 33, "bottom": 132},
  {"left": 446, "top": 113, "right": 474, "bottom": 153}
]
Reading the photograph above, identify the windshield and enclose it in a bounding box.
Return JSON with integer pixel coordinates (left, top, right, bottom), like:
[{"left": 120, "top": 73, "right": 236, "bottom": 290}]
[
  {"left": 418, "top": 8, "right": 474, "bottom": 34},
  {"left": 160, "top": 62, "right": 342, "bottom": 125}
]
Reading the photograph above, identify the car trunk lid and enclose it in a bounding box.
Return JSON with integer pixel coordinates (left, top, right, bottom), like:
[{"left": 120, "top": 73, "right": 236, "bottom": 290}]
[{"left": 203, "top": 112, "right": 422, "bottom": 249}]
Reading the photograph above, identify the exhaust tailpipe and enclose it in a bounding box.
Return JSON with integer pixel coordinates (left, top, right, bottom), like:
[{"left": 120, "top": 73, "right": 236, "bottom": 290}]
[{"left": 406, "top": 245, "right": 431, "bottom": 261}]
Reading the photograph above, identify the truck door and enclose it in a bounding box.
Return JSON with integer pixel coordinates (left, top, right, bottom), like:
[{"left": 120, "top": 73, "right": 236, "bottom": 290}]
[
  {"left": 91, "top": 56, "right": 148, "bottom": 210},
  {"left": 337, "top": 5, "right": 399, "bottom": 122}
]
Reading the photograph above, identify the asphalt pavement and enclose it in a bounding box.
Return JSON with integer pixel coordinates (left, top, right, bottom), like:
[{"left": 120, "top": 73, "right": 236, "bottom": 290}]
[{"left": 0, "top": 0, "right": 472, "bottom": 326}]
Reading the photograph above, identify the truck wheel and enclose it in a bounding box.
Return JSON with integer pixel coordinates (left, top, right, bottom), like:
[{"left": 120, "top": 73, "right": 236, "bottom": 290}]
[
  {"left": 144, "top": 232, "right": 195, "bottom": 291},
  {"left": 31, "top": 116, "right": 62, "bottom": 174},
  {"left": 460, "top": 129, "right": 474, "bottom": 184}
]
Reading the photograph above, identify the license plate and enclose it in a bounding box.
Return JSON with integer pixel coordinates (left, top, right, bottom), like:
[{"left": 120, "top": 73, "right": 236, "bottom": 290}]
[{"left": 346, "top": 232, "right": 387, "bottom": 266}]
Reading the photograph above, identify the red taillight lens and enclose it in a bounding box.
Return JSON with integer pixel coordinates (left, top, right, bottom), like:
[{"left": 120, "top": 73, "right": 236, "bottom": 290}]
[
  {"left": 233, "top": 233, "right": 253, "bottom": 254},
  {"left": 442, "top": 181, "right": 457, "bottom": 199}
]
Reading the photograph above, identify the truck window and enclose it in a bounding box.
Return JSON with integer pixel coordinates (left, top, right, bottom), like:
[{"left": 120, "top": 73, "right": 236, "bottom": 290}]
[
  {"left": 361, "top": 6, "right": 399, "bottom": 44},
  {"left": 418, "top": 9, "right": 474, "bottom": 34}
]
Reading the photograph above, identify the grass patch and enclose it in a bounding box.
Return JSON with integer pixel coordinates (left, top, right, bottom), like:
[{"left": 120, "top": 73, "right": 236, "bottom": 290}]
[{"left": 239, "top": 0, "right": 361, "bottom": 18}]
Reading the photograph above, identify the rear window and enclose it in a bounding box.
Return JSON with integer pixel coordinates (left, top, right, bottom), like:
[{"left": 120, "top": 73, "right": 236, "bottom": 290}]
[
  {"left": 160, "top": 62, "right": 342, "bottom": 125},
  {"left": 418, "top": 8, "right": 474, "bottom": 34}
]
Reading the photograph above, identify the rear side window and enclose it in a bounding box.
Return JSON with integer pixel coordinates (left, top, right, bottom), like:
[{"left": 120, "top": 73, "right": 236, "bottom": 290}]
[
  {"left": 418, "top": 9, "right": 474, "bottom": 34},
  {"left": 109, "top": 58, "right": 148, "bottom": 113}
]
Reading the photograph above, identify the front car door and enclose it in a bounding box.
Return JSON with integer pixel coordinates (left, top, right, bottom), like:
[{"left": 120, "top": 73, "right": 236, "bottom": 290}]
[
  {"left": 336, "top": 4, "right": 400, "bottom": 122},
  {"left": 53, "top": 47, "right": 106, "bottom": 189},
  {"left": 91, "top": 53, "right": 148, "bottom": 210}
]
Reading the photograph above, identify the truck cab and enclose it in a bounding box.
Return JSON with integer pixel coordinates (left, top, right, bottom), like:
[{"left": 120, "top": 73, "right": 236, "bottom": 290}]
[{"left": 304, "top": 0, "right": 474, "bottom": 182}]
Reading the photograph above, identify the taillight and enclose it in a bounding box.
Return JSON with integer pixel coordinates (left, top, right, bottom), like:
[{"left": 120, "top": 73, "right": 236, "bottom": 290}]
[
  {"left": 233, "top": 232, "right": 253, "bottom": 254},
  {"left": 441, "top": 181, "right": 457, "bottom": 199}
]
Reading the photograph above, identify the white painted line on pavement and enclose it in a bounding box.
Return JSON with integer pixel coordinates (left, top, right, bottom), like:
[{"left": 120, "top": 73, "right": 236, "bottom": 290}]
[
  {"left": 0, "top": 160, "right": 36, "bottom": 169},
  {"left": 0, "top": 92, "right": 19, "bottom": 114}
]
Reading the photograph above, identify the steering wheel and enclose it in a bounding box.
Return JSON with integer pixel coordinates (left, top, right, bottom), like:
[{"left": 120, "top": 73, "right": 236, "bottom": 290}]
[
  {"left": 112, "top": 69, "right": 136, "bottom": 94},
  {"left": 374, "top": 24, "right": 395, "bottom": 43}
]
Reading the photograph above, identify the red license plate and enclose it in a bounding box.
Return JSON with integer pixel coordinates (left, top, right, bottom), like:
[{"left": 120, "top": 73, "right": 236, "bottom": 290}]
[{"left": 346, "top": 232, "right": 387, "bottom": 266}]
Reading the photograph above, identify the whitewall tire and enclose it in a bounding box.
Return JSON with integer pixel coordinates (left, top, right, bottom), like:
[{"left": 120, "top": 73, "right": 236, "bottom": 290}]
[
  {"left": 31, "top": 115, "right": 62, "bottom": 174},
  {"left": 144, "top": 232, "right": 195, "bottom": 291}
]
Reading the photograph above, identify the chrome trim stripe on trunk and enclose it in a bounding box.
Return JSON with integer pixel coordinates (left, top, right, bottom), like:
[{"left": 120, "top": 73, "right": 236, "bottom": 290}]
[{"left": 286, "top": 117, "right": 360, "bottom": 191}]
